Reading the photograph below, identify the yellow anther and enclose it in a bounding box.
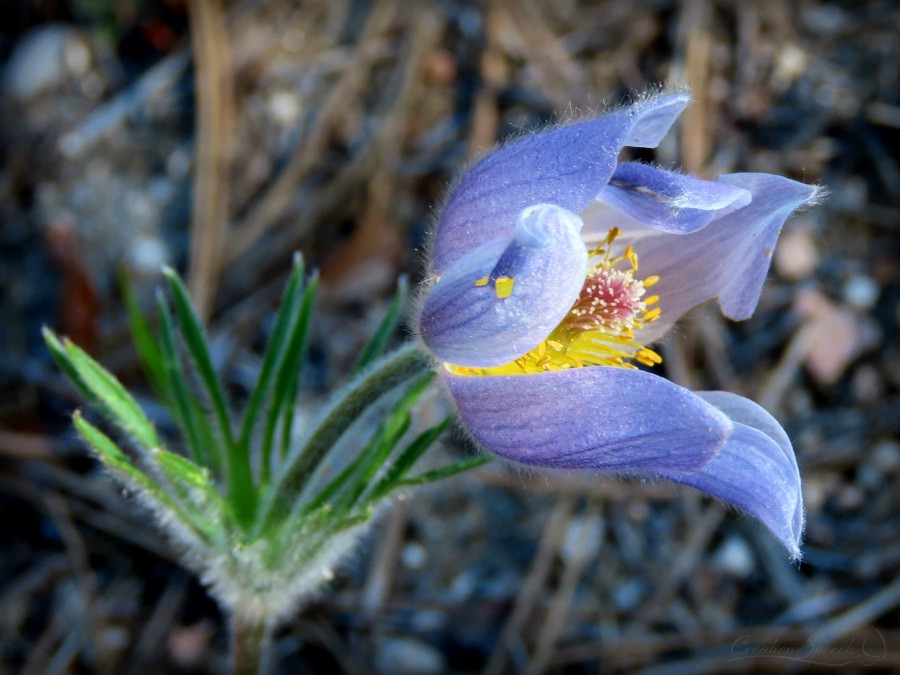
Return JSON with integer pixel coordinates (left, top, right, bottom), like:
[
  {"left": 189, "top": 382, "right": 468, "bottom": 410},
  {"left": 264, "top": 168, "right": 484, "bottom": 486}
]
[
  {"left": 643, "top": 275, "right": 659, "bottom": 287},
  {"left": 628, "top": 250, "right": 639, "bottom": 270},
  {"left": 606, "top": 227, "right": 620, "bottom": 244},
  {"left": 546, "top": 340, "right": 564, "bottom": 351},
  {"left": 495, "top": 276, "right": 515, "bottom": 299},
  {"left": 474, "top": 275, "right": 490, "bottom": 287},
  {"left": 644, "top": 295, "right": 659, "bottom": 306},
  {"left": 643, "top": 307, "right": 661, "bottom": 322},
  {"left": 636, "top": 348, "right": 663, "bottom": 364}
]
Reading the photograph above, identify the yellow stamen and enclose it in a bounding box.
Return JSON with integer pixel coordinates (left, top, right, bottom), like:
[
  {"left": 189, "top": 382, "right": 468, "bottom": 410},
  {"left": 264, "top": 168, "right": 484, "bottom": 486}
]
[
  {"left": 449, "top": 228, "right": 663, "bottom": 376},
  {"left": 636, "top": 348, "right": 663, "bottom": 364}
]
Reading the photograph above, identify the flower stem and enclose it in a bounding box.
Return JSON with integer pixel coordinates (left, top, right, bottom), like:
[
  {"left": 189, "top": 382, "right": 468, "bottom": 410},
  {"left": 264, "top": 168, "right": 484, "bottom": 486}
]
[
  {"left": 256, "top": 342, "right": 431, "bottom": 532},
  {"left": 230, "top": 612, "right": 273, "bottom": 675}
]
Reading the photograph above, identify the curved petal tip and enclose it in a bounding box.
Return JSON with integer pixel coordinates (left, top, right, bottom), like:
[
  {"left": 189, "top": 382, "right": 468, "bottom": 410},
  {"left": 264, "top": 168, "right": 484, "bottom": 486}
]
[{"left": 662, "top": 392, "right": 804, "bottom": 558}]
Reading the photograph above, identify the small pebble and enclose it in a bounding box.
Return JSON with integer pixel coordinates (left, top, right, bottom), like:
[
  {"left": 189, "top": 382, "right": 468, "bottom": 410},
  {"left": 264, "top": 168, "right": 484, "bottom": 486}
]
[
  {"left": 836, "top": 484, "right": 865, "bottom": 512},
  {"left": 167, "top": 622, "right": 215, "bottom": 668},
  {"left": 842, "top": 274, "right": 880, "bottom": 311},
  {"left": 268, "top": 90, "right": 301, "bottom": 125},
  {"left": 401, "top": 542, "right": 427, "bottom": 569},
  {"left": 626, "top": 500, "right": 650, "bottom": 523},
  {"left": 3, "top": 25, "right": 84, "bottom": 100},
  {"left": 713, "top": 537, "right": 756, "bottom": 578},
  {"left": 775, "top": 226, "right": 819, "bottom": 280},
  {"left": 856, "top": 462, "right": 882, "bottom": 491},
  {"left": 870, "top": 440, "right": 900, "bottom": 474},
  {"left": 612, "top": 578, "right": 646, "bottom": 612},
  {"left": 561, "top": 515, "right": 603, "bottom": 563},
  {"left": 773, "top": 44, "right": 808, "bottom": 87},
  {"left": 851, "top": 365, "right": 884, "bottom": 403},
  {"left": 375, "top": 637, "right": 444, "bottom": 675}
]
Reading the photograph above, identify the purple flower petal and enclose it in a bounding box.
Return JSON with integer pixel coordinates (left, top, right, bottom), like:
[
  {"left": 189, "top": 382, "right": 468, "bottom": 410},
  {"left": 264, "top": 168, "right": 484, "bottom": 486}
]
[
  {"left": 599, "top": 162, "right": 751, "bottom": 234},
  {"left": 431, "top": 92, "right": 690, "bottom": 274},
  {"left": 597, "top": 173, "right": 819, "bottom": 342},
  {"left": 444, "top": 366, "right": 731, "bottom": 471},
  {"left": 697, "top": 391, "right": 799, "bottom": 484},
  {"left": 659, "top": 393, "right": 804, "bottom": 558},
  {"left": 715, "top": 174, "right": 820, "bottom": 319},
  {"left": 418, "top": 204, "right": 587, "bottom": 368}
]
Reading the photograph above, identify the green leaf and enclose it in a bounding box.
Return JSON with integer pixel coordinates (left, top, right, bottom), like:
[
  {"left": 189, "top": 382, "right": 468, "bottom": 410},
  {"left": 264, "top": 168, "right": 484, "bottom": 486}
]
[
  {"left": 72, "top": 410, "right": 130, "bottom": 466},
  {"left": 156, "top": 292, "right": 220, "bottom": 470},
  {"left": 350, "top": 276, "right": 408, "bottom": 376},
  {"left": 162, "top": 268, "right": 233, "bottom": 446},
  {"left": 46, "top": 329, "right": 159, "bottom": 450},
  {"left": 119, "top": 270, "right": 170, "bottom": 406},
  {"left": 73, "top": 413, "right": 215, "bottom": 545},
  {"left": 44, "top": 328, "right": 100, "bottom": 409},
  {"left": 369, "top": 415, "right": 452, "bottom": 502},
  {"left": 277, "top": 273, "right": 318, "bottom": 461},
  {"left": 238, "top": 253, "right": 305, "bottom": 450},
  {"left": 162, "top": 267, "right": 256, "bottom": 527},
  {"left": 152, "top": 447, "right": 232, "bottom": 541},
  {"left": 330, "top": 372, "right": 433, "bottom": 515},
  {"left": 399, "top": 454, "right": 490, "bottom": 487},
  {"left": 152, "top": 447, "right": 211, "bottom": 490},
  {"left": 303, "top": 452, "right": 365, "bottom": 513},
  {"left": 257, "top": 343, "right": 431, "bottom": 533},
  {"left": 260, "top": 272, "right": 318, "bottom": 482},
  {"left": 303, "top": 378, "right": 424, "bottom": 512}
]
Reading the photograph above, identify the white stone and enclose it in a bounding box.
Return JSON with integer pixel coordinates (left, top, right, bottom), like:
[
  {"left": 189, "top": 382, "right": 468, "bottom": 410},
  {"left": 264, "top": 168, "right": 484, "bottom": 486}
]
[
  {"left": 842, "top": 274, "right": 880, "bottom": 311},
  {"left": 713, "top": 537, "right": 755, "bottom": 577}
]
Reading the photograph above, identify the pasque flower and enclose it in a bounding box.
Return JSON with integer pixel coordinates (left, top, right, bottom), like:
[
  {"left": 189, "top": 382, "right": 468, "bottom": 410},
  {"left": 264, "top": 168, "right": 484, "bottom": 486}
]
[{"left": 417, "top": 91, "right": 819, "bottom": 558}]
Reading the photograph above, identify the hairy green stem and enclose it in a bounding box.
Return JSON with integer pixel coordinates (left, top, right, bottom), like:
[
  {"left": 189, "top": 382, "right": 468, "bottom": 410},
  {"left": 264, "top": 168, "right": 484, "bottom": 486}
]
[
  {"left": 230, "top": 612, "right": 273, "bottom": 675},
  {"left": 257, "top": 343, "right": 431, "bottom": 532}
]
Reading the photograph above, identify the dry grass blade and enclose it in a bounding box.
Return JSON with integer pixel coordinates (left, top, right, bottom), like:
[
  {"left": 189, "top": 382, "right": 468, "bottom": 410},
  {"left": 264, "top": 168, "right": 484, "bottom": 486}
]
[
  {"left": 187, "top": 0, "right": 236, "bottom": 321},
  {"left": 673, "top": 0, "right": 713, "bottom": 175},
  {"left": 484, "top": 497, "right": 574, "bottom": 675},
  {"left": 528, "top": 505, "right": 604, "bottom": 675}
]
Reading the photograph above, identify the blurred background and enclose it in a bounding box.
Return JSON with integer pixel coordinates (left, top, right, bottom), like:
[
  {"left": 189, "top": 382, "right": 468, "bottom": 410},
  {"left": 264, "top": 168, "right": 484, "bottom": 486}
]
[{"left": 2, "top": 0, "right": 899, "bottom": 672}]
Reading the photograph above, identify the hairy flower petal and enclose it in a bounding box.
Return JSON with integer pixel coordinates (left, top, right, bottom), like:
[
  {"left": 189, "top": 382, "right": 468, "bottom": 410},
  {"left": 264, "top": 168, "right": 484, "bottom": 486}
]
[
  {"left": 431, "top": 92, "right": 690, "bottom": 274},
  {"left": 445, "top": 367, "right": 732, "bottom": 471},
  {"left": 594, "top": 173, "right": 820, "bottom": 342},
  {"left": 659, "top": 408, "right": 804, "bottom": 559},
  {"left": 419, "top": 204, "right": 588, "bottom": 368},
  {"left": 599, "top": 162, "right": 751, "bottom": 233}
]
